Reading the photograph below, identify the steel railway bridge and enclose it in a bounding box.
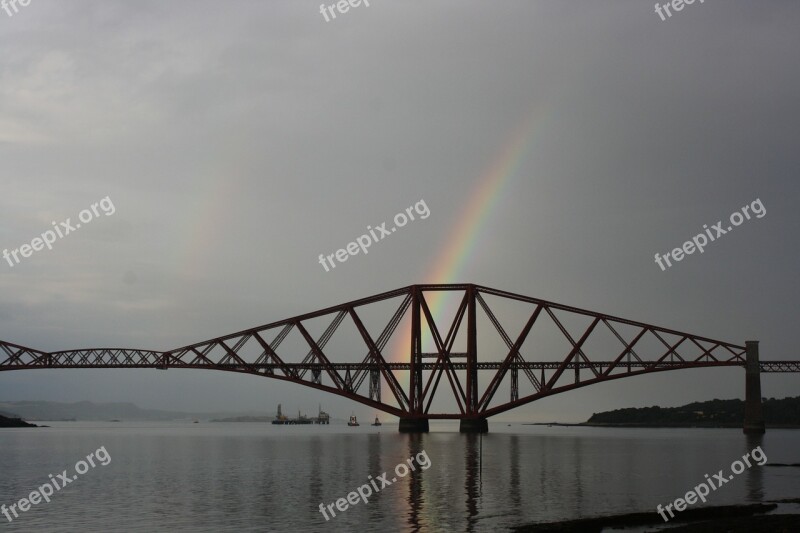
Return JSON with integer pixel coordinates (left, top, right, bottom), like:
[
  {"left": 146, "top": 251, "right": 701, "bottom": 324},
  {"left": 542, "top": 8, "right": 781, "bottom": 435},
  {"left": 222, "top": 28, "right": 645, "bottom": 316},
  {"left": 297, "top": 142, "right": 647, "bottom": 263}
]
[{"left": 1, "top": 284, "right": 797, "bottom": 432}]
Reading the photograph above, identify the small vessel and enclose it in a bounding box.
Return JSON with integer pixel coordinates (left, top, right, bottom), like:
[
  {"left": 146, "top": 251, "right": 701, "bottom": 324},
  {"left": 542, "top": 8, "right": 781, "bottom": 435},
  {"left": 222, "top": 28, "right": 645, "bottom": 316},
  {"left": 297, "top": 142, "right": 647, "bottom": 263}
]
[
  {"left": 193, "top": 420, "right": 199, "bottom": 424},
  {"left": 371, "top": 416, "right": 382, "bottom": 427},
  {"left": 348, "top": 414, "right": 360, "bottom": 427}
]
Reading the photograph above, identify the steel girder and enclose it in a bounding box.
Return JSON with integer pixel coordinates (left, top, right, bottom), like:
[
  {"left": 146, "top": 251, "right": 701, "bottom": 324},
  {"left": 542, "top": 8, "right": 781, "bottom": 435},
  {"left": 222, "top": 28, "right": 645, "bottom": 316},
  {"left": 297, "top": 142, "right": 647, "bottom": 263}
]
[{"left": 2, "top": 284, "right": 796, "bottom": 418}]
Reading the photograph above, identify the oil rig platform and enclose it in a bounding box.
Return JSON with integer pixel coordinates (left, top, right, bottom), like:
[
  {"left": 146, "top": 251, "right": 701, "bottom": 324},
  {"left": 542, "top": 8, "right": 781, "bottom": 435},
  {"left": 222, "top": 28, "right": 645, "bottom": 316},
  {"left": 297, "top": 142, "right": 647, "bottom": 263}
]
[{"left": 271, "top": 404, "right": 330, "bottom": 425}]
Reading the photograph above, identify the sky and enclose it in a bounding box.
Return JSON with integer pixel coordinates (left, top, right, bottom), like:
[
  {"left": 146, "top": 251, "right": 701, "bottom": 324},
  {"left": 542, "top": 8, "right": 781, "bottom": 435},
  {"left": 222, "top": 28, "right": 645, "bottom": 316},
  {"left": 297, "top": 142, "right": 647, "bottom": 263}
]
[{"left": 1, "top": 0, "right": 798, "bottom": 422}]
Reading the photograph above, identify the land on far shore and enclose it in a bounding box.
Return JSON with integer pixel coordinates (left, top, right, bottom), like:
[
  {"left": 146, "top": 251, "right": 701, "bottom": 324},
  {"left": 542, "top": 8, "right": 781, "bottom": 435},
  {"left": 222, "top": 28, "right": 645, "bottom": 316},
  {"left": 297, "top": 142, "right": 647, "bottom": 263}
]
[
  {"left": 210, "top": 415, "right": 275, "bottom": 423},
  {"left": 527, "top": 396, "right": 800, "bottom": 428},
  {"left": 0, "top": 414, "right": 39, "bottom": 428},
  {"left": 0, "top": 400, "right": 272, "bottom": 422},
  {"left": 0, "top": 401, "right": 355, "bottom": 424}
]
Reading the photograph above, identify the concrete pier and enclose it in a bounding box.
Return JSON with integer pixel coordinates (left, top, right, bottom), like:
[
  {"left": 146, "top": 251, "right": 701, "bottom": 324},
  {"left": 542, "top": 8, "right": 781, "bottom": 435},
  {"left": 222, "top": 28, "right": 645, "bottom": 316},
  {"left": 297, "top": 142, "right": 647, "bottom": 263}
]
[
  {"left": 459, "top": 418, "right": 488, "bottom": 433},
  {"left": 743, "top": 340, "right": 766, "bottom": 434},
  {"left": 398, "top": 418, "right": 429, "bottom": 433}
]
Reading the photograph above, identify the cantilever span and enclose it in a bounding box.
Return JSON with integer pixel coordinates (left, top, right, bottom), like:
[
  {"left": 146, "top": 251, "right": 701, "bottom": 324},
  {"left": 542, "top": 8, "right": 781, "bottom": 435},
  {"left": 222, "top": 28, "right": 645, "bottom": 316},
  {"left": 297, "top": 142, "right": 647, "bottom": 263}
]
[{"left": 2, "top": 284, "right": 798, "bottom": 432}]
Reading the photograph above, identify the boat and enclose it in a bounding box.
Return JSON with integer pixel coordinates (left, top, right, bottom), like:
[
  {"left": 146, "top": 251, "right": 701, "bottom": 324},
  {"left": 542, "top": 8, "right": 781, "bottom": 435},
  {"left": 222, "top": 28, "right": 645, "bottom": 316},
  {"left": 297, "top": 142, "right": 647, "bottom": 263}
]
[
  {"left": 348, "top": 414, "right": 360, "bottom": 427},
  {"left": 371, "top": 416, "right": 382, "bottom": 427}
]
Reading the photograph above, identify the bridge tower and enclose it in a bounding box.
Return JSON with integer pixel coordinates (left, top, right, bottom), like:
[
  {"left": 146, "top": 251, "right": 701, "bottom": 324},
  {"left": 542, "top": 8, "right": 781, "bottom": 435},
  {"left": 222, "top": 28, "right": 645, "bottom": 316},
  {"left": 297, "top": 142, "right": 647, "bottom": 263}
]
[
  {"left": 398, "top": 285, "right": 489, "bottom": 433},
  {"left": 743, "top": 340, "right": 765, "bottom": 434},
  {"left": 459, "top": 284, "right": 488, "bottom": 433},
  {"left": 399, "top": 286, "right": 430, "bottom": 433}
]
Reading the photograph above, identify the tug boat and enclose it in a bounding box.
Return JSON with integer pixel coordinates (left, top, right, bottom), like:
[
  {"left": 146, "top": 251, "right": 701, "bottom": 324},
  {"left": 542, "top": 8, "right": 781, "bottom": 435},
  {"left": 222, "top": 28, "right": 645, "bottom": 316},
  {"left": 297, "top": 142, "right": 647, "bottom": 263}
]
[
  {"left": 348, "top": 414, "right": 360, "bottom": 427},
  {"left": 371, "top": 416, "right": 382, "bottom": 427}
]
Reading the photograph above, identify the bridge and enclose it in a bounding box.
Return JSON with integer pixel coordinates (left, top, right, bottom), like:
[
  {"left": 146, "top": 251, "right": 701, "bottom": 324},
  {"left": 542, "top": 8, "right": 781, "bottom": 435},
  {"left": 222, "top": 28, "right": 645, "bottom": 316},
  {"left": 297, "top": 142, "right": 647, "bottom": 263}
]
[{"left": 2, "top": 284, "right": 798, "bottom": 433}]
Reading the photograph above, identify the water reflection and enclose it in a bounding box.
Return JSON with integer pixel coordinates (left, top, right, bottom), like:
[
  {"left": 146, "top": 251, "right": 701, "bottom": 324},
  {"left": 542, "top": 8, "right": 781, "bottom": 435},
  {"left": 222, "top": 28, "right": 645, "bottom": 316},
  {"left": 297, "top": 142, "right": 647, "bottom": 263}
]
[
  {"left": 745, "top": 433, "right": 765, "bottom": 502},
  {"left": 1, "top": 424, "right": 796, "bottom": 532},
  {"left": 309, "top": 436, "right": 324, "bottom": 509},
  {"left": 405, "top": 433, "right": 426, "bottom": 532},
  {"left": 509, "top": 435, "right": 521, "bottom": 511},
  {"left": 365, "top": 434, "right": 383, "bottom": 525},
  {"left": 572, "top": 437, "right": 584, "bottom": 516},
  {"left": 464, "top": 434, "right": 482, "bottom": 532}
]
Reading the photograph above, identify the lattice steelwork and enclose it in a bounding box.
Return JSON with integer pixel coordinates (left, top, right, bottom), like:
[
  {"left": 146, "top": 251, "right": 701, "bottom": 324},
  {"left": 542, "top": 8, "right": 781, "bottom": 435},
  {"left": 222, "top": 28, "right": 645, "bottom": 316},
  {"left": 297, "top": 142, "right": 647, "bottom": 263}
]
[{"left": 1, "top": 284, "right": 797, "bottom": 420}]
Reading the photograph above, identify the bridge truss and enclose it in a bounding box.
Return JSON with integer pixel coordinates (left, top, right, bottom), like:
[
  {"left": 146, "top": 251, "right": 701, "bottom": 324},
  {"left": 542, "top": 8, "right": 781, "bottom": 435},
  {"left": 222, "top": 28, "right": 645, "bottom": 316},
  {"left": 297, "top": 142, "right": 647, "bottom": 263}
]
[{"left": 1, "top": 284, "right": 796, "bottom": 420}]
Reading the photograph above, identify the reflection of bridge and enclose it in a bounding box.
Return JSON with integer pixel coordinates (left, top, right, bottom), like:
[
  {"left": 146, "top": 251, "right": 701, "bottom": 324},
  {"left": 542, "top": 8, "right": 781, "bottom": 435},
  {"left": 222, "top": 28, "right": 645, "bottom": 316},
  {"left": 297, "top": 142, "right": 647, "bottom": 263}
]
[{"left": 2, "top": 284, "right": 798, "bottom": 433}]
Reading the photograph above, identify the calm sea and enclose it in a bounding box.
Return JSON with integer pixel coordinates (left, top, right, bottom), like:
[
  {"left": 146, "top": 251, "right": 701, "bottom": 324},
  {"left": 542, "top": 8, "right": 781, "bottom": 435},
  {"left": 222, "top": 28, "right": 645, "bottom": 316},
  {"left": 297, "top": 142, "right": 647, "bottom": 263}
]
[{"left": 0, "top": 422, "right": 798, "bottom": 532}]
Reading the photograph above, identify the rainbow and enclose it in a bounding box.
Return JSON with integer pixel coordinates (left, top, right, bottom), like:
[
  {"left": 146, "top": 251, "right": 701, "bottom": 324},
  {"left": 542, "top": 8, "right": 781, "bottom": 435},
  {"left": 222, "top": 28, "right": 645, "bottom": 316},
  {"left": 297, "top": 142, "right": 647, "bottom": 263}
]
[
  {"left": 426, "top": 108, "right": 541, "bottom": 285},
  {"left": 171, "top": 155, "right": 243, "bottom": 282},
  {"left": 389, "top": 103, "right": 546, "bottom": 364}
]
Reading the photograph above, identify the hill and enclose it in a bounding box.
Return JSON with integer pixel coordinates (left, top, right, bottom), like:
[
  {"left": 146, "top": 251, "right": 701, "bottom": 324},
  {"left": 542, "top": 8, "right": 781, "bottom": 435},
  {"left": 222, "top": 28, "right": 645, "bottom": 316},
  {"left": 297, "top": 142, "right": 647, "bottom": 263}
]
[
  {"left": 586, "top": 396, "right": 800, "bottom": 427},
  {"left": 0, "top": 415, "right": 38, "bottom": 428}
]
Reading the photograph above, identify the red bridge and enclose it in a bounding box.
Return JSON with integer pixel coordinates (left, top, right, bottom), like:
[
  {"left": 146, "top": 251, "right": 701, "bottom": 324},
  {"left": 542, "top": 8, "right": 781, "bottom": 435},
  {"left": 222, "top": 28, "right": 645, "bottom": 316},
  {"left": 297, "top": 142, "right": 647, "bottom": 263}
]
[{"left": 2, "top": 284, "right": 797, "bottom": 432}]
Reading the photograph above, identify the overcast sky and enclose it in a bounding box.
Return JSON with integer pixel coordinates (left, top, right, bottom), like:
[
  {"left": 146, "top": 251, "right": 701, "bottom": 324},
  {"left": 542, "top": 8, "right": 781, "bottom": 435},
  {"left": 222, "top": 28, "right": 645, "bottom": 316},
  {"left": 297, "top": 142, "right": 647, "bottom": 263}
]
[{"left": 1, "top": 0, "right": 798, "bottom": 422}]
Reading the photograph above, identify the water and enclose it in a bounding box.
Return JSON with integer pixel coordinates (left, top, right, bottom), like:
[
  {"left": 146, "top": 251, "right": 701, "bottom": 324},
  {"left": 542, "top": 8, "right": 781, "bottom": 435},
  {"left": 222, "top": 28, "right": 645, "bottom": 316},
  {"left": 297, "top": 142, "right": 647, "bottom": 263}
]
[{"left": 1, "top": 422, "right": 798, "bottom": 532}]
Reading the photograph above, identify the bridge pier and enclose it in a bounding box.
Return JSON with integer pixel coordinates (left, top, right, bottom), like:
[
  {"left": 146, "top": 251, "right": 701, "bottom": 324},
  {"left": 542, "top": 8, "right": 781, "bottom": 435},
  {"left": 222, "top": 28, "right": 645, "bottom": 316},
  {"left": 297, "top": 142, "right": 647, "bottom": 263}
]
[
  {"left": 398, "top": 418, "right": 429, "bottom": 433},
  {"left": 743, "top": 340, "right": 765, "bottom": 434},
  {"left": 459, "top": 418, "right": 488, "bottom": 433}
]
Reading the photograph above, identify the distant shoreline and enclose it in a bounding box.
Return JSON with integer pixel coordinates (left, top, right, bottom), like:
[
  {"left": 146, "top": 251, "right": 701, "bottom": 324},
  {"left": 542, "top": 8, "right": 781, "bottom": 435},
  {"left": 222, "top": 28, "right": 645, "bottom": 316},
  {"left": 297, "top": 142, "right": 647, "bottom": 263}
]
[
  {"left": 578, "top": 396, "right": 800, "bottom": 428},
  {"left": 0, "top": 415, "right": 39, "bottom": 428},
  {"left": 525, "top": 422, "right": 800, "bottom": 429}
]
